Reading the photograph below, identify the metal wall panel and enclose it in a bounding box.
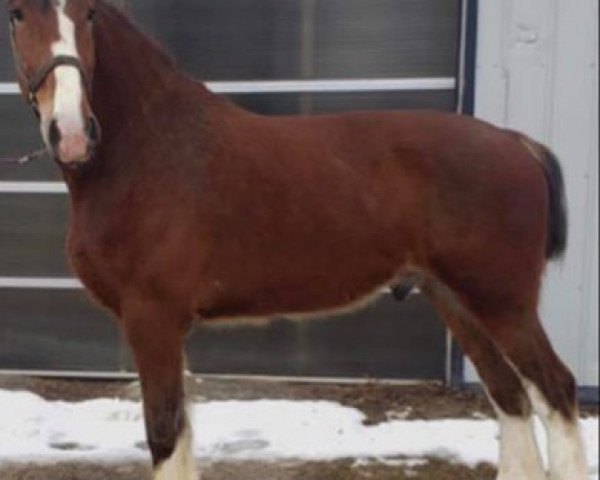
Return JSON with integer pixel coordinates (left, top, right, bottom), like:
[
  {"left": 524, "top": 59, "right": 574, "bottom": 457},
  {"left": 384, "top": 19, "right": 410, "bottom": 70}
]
[
  {"left": 0, "top": 97, "right": 58, "bottom": 182},
  {"left": 0, "top": 0, "right": 461, "bottom": 377},
  {"left": 0, "top": 286, "right": 445, "bottom": 379},
  {"left": 0, "top": 0, "right": 459, "bottom": 81},
  {"left": 0, "top": 290, "right": 122, "bottom": 371},
  {"left": 125, "top": 0, "right": 303, "bottom": 81},
  {"left": 312, "top": 0, "right": 459, "bottom": 79},
  {"left": 470, "top": 0, "right": 599, "bottom": 388},
  {"left": 0, "top": 194, "right": 69, "bottom": 277},
  {"left": 188, "top": 294, "right": 446, "bottom": 379},
  {"left": 226, "top": 90, "right": 456, "bottom": 116}
]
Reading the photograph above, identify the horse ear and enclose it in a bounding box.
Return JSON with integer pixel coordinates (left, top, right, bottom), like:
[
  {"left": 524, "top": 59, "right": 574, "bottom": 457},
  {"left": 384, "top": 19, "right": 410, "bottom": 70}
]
[{"left": 5, "top": 0, "right": 19, "bottom": 10}]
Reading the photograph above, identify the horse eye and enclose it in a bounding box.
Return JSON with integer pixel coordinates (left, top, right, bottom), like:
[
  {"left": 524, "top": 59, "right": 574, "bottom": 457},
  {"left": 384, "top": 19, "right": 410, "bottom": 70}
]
[
  {"left": 87, "top": 8, "right": 97, "bottom": 21},
  {"left": 9, "top": 8, "right": 24, "bottom": 24}
]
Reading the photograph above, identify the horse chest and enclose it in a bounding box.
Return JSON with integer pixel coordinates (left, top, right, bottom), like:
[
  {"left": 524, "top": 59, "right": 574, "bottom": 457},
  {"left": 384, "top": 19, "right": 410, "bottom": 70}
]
[{"left": 66, "top": 224, "right": 129, "bottom": 314}]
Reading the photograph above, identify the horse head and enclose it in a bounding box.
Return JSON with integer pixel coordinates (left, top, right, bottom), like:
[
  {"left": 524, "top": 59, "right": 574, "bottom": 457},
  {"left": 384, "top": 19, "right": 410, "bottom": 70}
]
[{"left": 5, "top": 0, "right": 100, "bottom": 167}]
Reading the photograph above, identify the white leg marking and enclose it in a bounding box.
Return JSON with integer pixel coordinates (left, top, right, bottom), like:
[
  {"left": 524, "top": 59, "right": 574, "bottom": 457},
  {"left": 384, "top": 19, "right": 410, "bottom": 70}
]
[
  {"left": 487, "top": 396, "right": 546, "bottom": 480},
  {"left": 154, "top": 423, "right": 197, "bottom": 480},
  {"left": 51, "top": 0, "right": 85, "bottom": 135},
  {"left": 525, "top": 383, "right": 589, "bottom": 480}
]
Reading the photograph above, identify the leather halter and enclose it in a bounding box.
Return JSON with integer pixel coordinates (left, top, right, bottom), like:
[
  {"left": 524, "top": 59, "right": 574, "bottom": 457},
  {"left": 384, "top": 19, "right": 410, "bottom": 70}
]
[
  {"left": 26, "top": 54, "right": 88, "bottom": 105},
  {"left": 1, "top": 56, "right": 87, "bottom": 166}
]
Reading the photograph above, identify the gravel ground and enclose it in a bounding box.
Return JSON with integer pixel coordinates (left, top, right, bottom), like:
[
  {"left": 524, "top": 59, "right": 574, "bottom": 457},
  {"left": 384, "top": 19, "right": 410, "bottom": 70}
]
[{"left": 0, "top": 458, "right": 498, "bottom": 480}]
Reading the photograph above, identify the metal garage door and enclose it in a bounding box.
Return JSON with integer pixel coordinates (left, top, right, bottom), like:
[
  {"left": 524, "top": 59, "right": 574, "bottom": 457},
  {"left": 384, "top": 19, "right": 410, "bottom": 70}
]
[{"left": 0, "top": 0, "right": 461, "bottom": 378}]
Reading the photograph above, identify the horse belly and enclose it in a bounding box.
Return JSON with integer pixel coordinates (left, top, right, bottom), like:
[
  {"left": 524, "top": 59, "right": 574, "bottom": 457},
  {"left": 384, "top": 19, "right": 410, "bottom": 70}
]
[
  {"left": 197, "top": 114, "right": 426, "bottom": 320},
  {"left": 198, "top": 231, "right": 410, "bottom": 321}
]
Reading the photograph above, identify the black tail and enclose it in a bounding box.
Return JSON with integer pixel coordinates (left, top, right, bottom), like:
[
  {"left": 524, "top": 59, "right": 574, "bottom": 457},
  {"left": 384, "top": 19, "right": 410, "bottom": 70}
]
[{"left": 539, "top": 145, "right": 568, "bottom": 260}]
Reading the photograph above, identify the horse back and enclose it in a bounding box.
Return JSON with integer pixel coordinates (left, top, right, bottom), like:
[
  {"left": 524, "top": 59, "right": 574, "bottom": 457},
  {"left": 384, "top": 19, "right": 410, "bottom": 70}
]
[{"left": 190, "top": 107, "right": 548, "bottom": 319}]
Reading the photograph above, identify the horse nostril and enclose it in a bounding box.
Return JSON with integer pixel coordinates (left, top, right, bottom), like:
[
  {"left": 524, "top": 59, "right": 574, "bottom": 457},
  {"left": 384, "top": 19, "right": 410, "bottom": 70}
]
[
  {"left": 49, "top": 119, "right": 61, "bottom": 149},
  {"left": 87, "top": 117, "right": 101, "bottom": 144}
]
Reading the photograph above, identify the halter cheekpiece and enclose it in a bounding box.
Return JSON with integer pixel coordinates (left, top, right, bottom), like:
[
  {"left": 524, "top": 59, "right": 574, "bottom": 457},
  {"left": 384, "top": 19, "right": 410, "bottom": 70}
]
[{"left": 27, "top": 55, "right": 88, "bottom": 105}]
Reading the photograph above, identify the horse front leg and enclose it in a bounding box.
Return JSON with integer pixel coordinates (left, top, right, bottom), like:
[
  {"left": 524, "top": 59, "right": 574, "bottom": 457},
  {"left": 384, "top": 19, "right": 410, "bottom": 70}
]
[{"left": 123, "top": 302, "right": 197, "bottom": 480}]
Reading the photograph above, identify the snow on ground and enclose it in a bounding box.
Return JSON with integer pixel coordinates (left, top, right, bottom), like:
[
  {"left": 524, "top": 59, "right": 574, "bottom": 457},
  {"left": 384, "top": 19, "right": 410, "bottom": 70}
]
[{"left": 0, "top": 389, "right": 597, "bottom": 478}]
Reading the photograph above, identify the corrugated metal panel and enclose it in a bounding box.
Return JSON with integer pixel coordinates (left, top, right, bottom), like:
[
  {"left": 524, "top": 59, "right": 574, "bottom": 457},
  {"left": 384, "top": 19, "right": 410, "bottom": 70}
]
[
  {"left": 0, "top": 1, "right": 460, "bottom": 378},
  {"left": 470, "top": 0, "right": 599, "bottom": 387}
]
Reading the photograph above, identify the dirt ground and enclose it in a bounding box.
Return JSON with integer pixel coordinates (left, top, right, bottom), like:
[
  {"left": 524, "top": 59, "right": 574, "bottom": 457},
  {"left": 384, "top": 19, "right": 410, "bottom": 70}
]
[
  {"left": 0, "top": 375, "right": 597, "bottom": 480},
  {"left": 0, "top": 458, "right": 498, "bottom": 480}
]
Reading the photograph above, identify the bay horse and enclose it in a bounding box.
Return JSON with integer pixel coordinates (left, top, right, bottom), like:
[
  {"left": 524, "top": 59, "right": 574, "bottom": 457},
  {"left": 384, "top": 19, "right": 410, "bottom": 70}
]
[{"left": 4, "top": 1, "right": 589, "bottom": 479}]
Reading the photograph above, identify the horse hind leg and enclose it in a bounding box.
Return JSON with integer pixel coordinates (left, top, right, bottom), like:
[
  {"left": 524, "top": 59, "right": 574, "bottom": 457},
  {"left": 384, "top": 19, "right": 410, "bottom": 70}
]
[
  {"left": 484, "top": 313, "right": 589, "bottom": 480},
  {"left": 123, "top": 302, "right": 197, "bottom": 480},
  {"left": 421, "top": 279, "right": 546, "bottom": 480}
]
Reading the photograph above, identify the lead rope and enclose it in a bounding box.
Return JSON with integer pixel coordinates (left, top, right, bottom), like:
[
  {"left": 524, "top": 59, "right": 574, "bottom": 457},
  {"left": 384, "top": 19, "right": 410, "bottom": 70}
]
[{"left": 0, "top": 148, "right": 47, "bottom": 165}]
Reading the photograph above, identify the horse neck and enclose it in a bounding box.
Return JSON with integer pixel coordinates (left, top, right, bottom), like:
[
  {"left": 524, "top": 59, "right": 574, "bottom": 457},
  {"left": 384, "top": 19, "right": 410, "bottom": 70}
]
[
  {"left": 91, "top": 3, "right": 186, "bottom": 135},
  {"left": 60, "top": 2, "right": 212, "bottom": 198}
]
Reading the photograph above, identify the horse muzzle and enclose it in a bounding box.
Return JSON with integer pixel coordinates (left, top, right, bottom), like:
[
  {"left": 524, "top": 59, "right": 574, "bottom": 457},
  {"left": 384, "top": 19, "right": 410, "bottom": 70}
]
[{"left": 48, "top": 116, "right": 101, "bottom": 165}]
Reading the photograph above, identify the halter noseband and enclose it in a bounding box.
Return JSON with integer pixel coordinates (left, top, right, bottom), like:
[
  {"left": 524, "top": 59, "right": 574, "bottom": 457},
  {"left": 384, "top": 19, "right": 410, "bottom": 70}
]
[{"left": 26, "top": 55, "right": 88, "bottom": 105}]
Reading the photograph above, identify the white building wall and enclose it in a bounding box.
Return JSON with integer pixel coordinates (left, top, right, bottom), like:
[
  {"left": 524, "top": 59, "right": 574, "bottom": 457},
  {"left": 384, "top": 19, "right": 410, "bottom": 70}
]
[{"left": 467, "top": 0, "right": 599, "bottom": 387}]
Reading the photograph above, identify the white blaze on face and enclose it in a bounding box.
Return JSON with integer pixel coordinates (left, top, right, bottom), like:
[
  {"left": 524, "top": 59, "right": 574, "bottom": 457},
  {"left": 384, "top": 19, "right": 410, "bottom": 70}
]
[{"left": 50, "top": 0, "right": 87, "bottom": 161}]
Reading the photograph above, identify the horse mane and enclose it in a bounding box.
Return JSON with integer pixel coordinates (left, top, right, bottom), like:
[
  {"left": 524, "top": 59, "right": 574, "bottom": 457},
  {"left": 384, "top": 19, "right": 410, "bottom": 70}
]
[{"left": 95, "top": 0, "right": 177, "bottom": 70}]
